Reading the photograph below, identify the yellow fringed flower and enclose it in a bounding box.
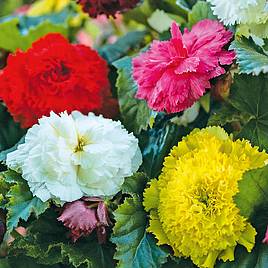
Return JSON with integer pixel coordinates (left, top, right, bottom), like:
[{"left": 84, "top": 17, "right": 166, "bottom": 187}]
[
  {"left": 143, "top": 127, "right": 268, "bottom": 268},
  {"left": 27, "top": 0, "right": 70, "bottom": 16}
]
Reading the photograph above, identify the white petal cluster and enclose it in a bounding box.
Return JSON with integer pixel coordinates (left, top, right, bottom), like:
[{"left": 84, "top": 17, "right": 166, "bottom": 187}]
[
  {"left": 7, "top": 111, "right": 142, "bottom": 202},
  {"left": 207, "top": 0, "right": 268, "bottom": 25}
]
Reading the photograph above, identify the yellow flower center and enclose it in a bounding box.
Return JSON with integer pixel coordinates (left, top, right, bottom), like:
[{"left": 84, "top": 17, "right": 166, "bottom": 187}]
[{"left": 74, "top": 136, "right": 86, "bottom": 152}]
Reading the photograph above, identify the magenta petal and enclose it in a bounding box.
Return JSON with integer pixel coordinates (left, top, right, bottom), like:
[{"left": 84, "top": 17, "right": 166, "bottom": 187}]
[
  {"left": 174, "top": 57, "right": 200, "bottom": 74},
  {"left": 97, "top": 202, "right": 110, "bottom": 226},
  {"left": 218, "top": 50, "right": 236, "bottom": 65},
  {"left": 171, "top": 22, "right": 183, "bottom": 40},
  {"left": 58, "top": 201, "right": 98, "bottom": 232},
  {"left": 58, "top": 199, "right": 110, "bottom": 243},
  {"left": 263, "top": 226, "right": 268, "bottom": 244},
  {"left": 208, "top": 66, "right": 226, "bottom": 79}
]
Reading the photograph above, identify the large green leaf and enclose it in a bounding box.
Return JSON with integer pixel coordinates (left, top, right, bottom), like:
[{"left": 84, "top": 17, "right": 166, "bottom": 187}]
[
  {"left": 5, "top": 174, "right": 49, "bottom": 233},
  {"left": 111, "top": 197, "right": 168, "bottom": 268},
  {"left": 10, "top": 210, "right": 115, "bottom": 268},
  {"left": 140, "top": 121, "right": 180, "bottom": 178},
  {"left": 139, "top": 118, "right": 190, "bottom": 178},
  {"left": 235, "top": 166, "right": 268, "bottom": 220},
  {"left": 113, "top": 56, "right": 155, "bottom": 134},
  {"left": 230, "top": 38, "right": 268, "bottom": 75},
  {"left": 228, "top": 74, "right": 268, "bottom": 150},
  {"left": 140, "top": 108, "right": 209, "bottom": 179},
  {"left": 0, "top": 18, "right": 67, "bottom": 52},
  {"left": 98, "top": 31, "right": 146, "bottom": 64}
]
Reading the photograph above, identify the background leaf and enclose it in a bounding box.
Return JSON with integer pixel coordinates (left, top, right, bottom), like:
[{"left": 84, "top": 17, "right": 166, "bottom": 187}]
[
  {"left": 235, "top": 166, "right": 268, "bottom": 220},
  {"left": 147, "top": 9, "right": 174, "bottom": 33},
  {"left": 208, "top": 103, "right": 253, "bottom": 127},
  {"left": 216, "top": 244, "right": 268, "bottom": 268},
  {"left": 121, "top": 172, "right": 149, "bottom": 196},
  {"left": 139, "top": 110, "right": 208, "bottom": 179},
  {"left": 111, "top": 197, "right": 168, "bottom": 268},
  {"left": 188, "top": 0, "right": 216, "bottom": 27},
  {"left": 0, "top": 18, "right": 67, "bottom": 52},
  {"left": 228, "top": 74, "right": 268, "bottom": 150},
  {"left": 6, "top": 175, "right": 49, "bottom": 233},
  {"left": 153, "top": 0, "right": 189, "bottom": 19},
  {"left": 10, "top": 209, "right": 115, "bottom": 268},
  {"left": 139, "top": 119, "right": 184, "bottom": 178},
  {"left": 230, "top": 38, "right": 268, "bottom": 75},
  {"left": 0, "top": 104, "right": 26, "bottom": 153},
  {"left": 0, "top": 256, "right": 62, "bottom": 268},
  {"left": 0, "top": 136, "right": 25, "bottom": 163},
  {"left": 98, "top": 31, "right": 146, "bottom": 64},
  {"left": 113, "top": 56, "right": 155, "bottom": 134}
]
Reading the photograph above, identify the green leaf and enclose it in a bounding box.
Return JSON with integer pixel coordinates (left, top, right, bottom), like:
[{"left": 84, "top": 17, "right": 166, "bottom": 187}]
[
  {"left": 6, "top": 177, "right": 49, "bottom": 233},
  {"left": 121, "top": 172, "right": 149, "bottom": 196},
  {"left": 216, "top": 244, "right": 268, "bottom": 268},
  {"left": 113, "top": 56, "right": 155, "bottom": 134},
  {"left": 188, "top": 1, "right": 216, "bottom": 27},
  {"left": 1, "top": 169, "right": 23, "bottom": 184},
  {"left": 208, "top": 103, "right": 253, "bottom": 127},
  {"left": 0, "top": 104, "right": 26, "bottom": 153},
  {"left": 171, "top": 102, "right": 200, "bottom": 127},
  {"left": 0, "top": 18, "right": 67, "bottom": 52},
  {"left": 154, "top": 0, "right": 189, "bottom": 19},
  {"left": 162, "top": 257, "right": 196, "bottom": 268},
  {"left": 124, "top": 0, "right": 155, "bottom": 26},
  {"left": 199, "top": 93, "right": 211, "bottom": 113},
  {"left": 0, "top": 256, "right": 61, "bottom": 268},
  {"left": 228, "top": 74, "right": 268, "bottom": 150},
  {"left": 0, "top": 7, "right": 72, "bottom": 30},
  {"left": 99, "top": 31, "right": 146, "bottom": 64},
  {"left": 230, "top": 38, "right": 268, "bottom": 75},
  {"left": 139, "top": 119, "right": 189, "bottom": 178},
  {"left": 0, "top": 0, "right": 23, "bottom": 17},
  {"left": 147, "top": 9, "right": 174, "bottom": 33},
  {"left": 10, "top": 210, "right": 115, "bottom": 268},
  {"left": 235, "top": 166, "right": 268, "bottom": 220},
  {"left": 111, "top": 197, "right": 168, "bottom": 268},
  {"left": 0, "top": 175, "right": 10, "bottom": 207},
  {"left": 0, "top": 136, "right": 25, "bottom": 163},
  {"left": 0, "top": 170, "right": 25, "bottom": 208}
]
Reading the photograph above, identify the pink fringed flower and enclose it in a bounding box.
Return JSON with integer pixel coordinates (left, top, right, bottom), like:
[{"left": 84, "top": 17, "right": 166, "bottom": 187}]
[
  {"left": 132, "top": 19, "right": 235, "bottom": 113},
  {"left": 58, "top": 197, "right": 110, "bottom": 243}
]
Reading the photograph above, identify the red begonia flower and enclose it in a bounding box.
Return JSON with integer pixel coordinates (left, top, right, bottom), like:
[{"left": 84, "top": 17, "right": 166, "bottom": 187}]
[{"left": 0, "top": 33, "right": 117, "bottom": 128}]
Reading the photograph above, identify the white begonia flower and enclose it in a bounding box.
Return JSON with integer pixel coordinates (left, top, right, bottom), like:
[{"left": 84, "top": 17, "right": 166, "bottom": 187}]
[
  {"left": 207, "top": 0, "right": 268, "bottom": 25},
  {"left": 6, "top": 111, "right": 142, "bottom": 202}
]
